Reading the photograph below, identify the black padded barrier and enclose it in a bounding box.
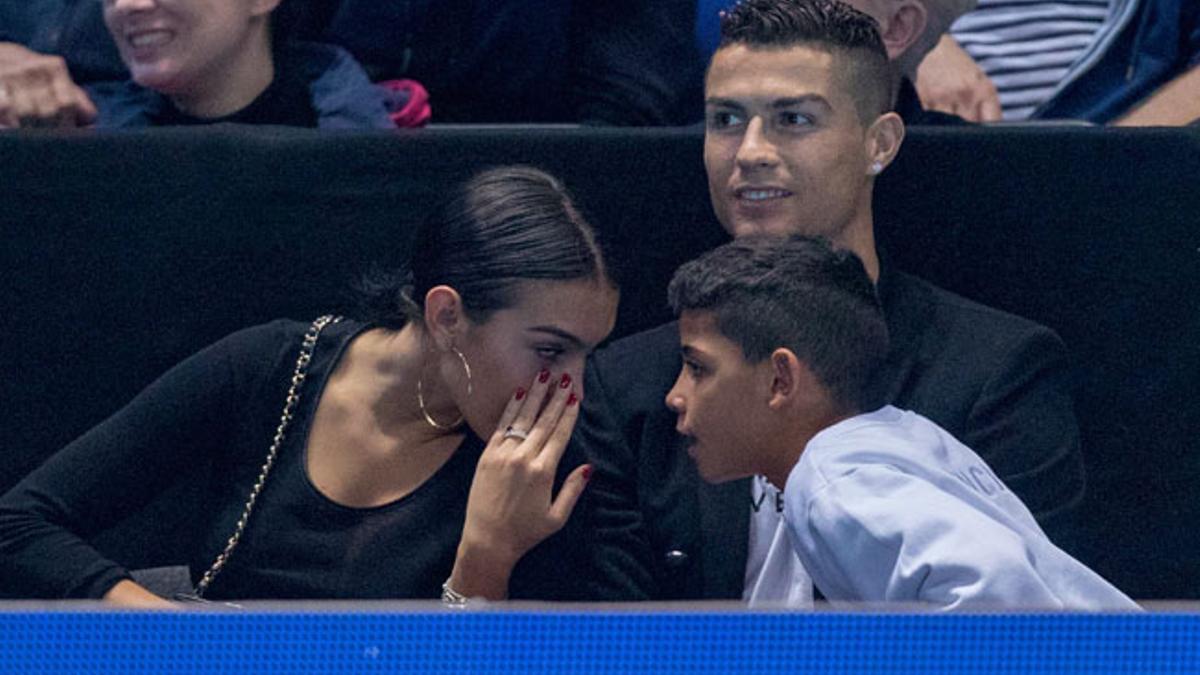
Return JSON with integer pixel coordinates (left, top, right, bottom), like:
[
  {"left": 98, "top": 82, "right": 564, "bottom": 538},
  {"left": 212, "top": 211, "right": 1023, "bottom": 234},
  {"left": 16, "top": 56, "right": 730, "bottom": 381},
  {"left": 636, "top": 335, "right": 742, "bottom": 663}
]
[{"left": 1, "top": 126, "right": 1197, "bottom": 600}]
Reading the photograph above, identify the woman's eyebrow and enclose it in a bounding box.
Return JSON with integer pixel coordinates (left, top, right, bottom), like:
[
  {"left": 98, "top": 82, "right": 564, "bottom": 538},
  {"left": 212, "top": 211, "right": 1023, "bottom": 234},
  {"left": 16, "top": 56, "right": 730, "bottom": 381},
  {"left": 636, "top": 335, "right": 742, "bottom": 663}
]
[{"left": 527, "top": 326, "right": 585, "bottom": 349}]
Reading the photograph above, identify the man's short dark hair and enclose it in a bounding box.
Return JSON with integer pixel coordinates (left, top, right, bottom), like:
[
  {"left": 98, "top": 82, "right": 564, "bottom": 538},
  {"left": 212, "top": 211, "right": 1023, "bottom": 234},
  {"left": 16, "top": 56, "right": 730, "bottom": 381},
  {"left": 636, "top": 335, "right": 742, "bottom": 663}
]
[
  {"left": 668, "top": 235, "right": 890, "bottom": 413},
  {"left": 717, "top": 0, "right": 894, "bottom": 121}
]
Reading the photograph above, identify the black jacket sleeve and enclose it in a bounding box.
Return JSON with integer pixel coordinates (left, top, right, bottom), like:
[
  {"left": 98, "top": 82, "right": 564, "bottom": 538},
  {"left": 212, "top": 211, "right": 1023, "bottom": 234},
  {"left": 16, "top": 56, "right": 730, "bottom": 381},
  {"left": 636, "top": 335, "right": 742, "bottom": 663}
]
[
  {"left": 571, "top": 360, "right": 657, "bottom": 600},
  {"left": 875, "top": 272, "right": 1085, "bottom": 534},
  {"left": 0, "top": 323, "right": 289, "bottom": 599}
]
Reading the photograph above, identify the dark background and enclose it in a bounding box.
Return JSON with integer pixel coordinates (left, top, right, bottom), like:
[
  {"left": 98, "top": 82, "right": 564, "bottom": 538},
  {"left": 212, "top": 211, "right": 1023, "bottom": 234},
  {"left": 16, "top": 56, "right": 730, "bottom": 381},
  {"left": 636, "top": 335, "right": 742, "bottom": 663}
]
[{"left": 1, "top": 126, "right": 1197, "bottom": 599}]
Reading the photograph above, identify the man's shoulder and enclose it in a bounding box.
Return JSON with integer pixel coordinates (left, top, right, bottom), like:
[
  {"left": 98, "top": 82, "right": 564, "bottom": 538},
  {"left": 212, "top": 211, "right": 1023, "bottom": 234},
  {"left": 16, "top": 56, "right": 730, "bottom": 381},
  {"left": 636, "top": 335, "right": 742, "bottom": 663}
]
[
  {"left": 887, "top": 270, "right": 1062, "bottom": 350},
  {"left": 877, "top": 269, "right": 1070, "bottom": 428},
  {"left": 796, "top": 408, "right": 916, "bottom": 478}
]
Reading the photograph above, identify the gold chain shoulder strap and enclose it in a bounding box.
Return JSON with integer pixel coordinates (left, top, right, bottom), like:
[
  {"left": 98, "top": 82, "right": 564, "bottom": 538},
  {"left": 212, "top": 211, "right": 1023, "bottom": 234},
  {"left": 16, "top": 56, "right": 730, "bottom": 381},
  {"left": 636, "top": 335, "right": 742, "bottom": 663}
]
[{"left": 187, "top": 315, "right": 342, "bottom": 599}]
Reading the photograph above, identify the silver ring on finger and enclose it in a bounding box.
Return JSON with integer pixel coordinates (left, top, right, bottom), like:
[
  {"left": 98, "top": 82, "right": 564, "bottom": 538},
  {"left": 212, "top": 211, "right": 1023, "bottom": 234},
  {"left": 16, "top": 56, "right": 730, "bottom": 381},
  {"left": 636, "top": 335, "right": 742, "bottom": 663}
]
[{"left": 503, "top": 426, "right": 529, "bottom": 442}]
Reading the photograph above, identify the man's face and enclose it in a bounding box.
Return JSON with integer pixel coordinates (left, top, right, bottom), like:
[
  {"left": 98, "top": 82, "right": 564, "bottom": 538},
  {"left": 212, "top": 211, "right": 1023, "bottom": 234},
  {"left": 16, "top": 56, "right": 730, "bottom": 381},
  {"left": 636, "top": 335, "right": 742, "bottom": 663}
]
[
  {"left": 704, "top": 44, "right": 877, "bottom": 242},
  {"left": 666, "top": 311, "right": 773, "bottom": 484}
]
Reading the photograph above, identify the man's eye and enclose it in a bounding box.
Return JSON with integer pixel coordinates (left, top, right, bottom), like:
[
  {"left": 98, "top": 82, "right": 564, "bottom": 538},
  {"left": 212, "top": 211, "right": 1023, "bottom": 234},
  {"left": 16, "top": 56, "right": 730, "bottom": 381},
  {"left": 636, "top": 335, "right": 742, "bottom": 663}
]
[
  {"left": 684, "top": 359, "right": 705, "bottom": 377},
  {"left": 779, "top": 111, "right": 813, "bottom": 127},
  {"left": 707, "top": 111, "right": 742, "bottom": 129}
]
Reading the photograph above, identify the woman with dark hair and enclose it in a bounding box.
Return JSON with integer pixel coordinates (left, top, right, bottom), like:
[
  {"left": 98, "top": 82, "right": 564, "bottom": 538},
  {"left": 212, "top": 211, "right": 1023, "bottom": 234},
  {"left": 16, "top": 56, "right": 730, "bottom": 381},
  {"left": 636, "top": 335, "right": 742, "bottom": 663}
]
[
  {"left": 84, "top": 0, "right": 396, "bottom": 128},
  {"left": 0, "top": 166, "right": 643, "bottom": 606}
]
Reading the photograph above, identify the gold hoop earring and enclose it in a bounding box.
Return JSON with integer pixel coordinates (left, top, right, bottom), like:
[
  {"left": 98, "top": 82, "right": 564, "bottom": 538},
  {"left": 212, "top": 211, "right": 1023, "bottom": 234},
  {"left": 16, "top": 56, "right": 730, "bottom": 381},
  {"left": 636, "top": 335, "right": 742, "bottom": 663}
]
[
  {"left": 453, "top": 346, "right": 473, "bottom": 397},
  {"left": 416, "top": 346, "right": 473, "bottom": 431}
]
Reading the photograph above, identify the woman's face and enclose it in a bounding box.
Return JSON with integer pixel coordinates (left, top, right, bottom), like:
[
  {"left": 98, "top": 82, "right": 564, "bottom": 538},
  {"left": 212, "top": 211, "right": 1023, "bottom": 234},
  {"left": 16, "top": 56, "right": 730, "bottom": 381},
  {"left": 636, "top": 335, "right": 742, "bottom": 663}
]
[
  {"left": 102, "top": 0, "right": 275, "bottom": 97},
  {"left": 444, "top": 278, "right": 619, "bottom": 438}
]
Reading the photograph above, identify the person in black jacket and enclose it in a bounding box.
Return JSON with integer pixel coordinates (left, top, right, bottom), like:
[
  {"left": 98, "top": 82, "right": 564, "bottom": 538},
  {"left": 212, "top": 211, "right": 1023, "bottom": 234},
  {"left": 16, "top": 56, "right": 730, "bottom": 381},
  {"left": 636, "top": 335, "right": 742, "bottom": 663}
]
[{"left": 575, "top": 0, "right": 1084, "bottom": 600}]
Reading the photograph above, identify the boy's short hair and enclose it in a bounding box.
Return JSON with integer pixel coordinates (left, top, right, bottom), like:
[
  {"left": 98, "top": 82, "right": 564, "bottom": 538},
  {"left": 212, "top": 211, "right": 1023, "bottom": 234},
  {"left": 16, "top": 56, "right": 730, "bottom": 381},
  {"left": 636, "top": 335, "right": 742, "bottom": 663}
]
[
  {"left": 717, "top": 0, "right": 894, "bottom": 121},
  {"left": 668, "top": 235, "right": 890, "bottom": 412}
]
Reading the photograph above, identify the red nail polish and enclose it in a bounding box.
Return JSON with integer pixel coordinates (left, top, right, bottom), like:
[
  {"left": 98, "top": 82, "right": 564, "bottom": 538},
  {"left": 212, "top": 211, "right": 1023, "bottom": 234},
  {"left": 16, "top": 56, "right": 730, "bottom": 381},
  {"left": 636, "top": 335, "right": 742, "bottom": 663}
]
[
  {"left": 581, "top": 464, "right": 593, "bottom": 481},
  {"left": 567, "top": 392, "right": 579, "bottom": 406},
  {"left": 559, "top": 373, "right": 572, "bottom": 388},
  {"left": 538, "top": 369, "right": 551, "bottom": 383},
  {"left": 515, "top": 387, "right": 526, "bottom": 401}
]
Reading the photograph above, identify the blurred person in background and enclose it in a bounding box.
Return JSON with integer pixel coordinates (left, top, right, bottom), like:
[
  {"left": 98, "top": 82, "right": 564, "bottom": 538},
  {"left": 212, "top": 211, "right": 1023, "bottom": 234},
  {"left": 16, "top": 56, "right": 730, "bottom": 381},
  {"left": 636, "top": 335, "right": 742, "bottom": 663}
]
[
  {"left": 0, "top": 0, "right": 399, "bottom": 128},
  {"left": 918, "top": 0, "right": 1200, "bottom": 124}
]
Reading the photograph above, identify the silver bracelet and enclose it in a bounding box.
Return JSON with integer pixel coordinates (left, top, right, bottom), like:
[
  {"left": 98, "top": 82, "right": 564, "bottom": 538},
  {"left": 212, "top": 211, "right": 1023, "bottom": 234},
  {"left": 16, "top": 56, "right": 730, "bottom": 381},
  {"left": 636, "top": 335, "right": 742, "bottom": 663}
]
[{"left": 441, "top": 579, "right": 470, "bottom": 607}]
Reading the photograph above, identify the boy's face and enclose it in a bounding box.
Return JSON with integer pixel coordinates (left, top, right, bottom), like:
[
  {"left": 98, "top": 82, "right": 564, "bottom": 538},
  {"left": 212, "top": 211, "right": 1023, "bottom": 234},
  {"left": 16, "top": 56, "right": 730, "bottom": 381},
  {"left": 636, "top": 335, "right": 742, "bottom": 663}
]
[{"left": 666, "top": 310, "right": 774, "bottom": 484}]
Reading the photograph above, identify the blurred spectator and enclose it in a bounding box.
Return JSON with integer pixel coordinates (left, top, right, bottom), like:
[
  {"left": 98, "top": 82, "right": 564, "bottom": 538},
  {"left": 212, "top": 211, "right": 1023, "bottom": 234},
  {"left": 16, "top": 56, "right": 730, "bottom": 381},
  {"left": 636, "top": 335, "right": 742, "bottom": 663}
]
[
  {"left": 309, "top": 0, "right": 573, "bottom": 123},
  {"left": 569, "top": 0, "right": 704, "bottom": 125},
  {"left": 1, "top": 0, "right": 398, "bottom": 128},
  {"left": 2, "top": 0, "right": 703, "bottom": 126},
  {"left": 310, "top": 0, "right": 704, "bottom": 125},
  {"left": 90, "top": 0, "right": 394, "bottom": 128},
  {"left": 0, "top": 0, "right": 126, "bottom": 82},
  {"left": 940, "top": 0, "right": 1200, "bottom": 124},
  {"left": 914, "top": 34, "right": 1000, "bottom": 122},
  {"left": 0, "top": 0, "right": 111, "bottom": 127}
]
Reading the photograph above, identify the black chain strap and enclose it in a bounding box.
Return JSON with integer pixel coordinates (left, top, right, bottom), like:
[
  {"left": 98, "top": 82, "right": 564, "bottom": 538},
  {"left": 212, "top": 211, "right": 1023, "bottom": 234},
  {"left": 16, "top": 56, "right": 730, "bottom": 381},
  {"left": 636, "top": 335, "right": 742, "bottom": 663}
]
[{"left": 182, "top": 315, "right": 342, "bottom": 600}]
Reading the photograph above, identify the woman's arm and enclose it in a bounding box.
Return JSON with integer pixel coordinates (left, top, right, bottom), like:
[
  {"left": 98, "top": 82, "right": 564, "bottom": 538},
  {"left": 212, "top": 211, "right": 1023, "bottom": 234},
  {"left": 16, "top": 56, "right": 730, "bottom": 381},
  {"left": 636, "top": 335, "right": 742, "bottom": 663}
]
[
  {"left": 102, "top": 579, "right": 178, "bottom": 608},
  {"left": 0, "top": 323, "right": 288, "bottom": 600}
]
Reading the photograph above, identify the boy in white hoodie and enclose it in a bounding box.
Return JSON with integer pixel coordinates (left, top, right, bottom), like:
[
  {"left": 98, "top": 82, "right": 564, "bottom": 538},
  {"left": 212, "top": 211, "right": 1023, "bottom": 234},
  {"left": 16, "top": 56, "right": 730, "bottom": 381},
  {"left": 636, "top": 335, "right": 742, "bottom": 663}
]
[{"left": 665, "top": 234, "right": 1137, "bottom": 610}]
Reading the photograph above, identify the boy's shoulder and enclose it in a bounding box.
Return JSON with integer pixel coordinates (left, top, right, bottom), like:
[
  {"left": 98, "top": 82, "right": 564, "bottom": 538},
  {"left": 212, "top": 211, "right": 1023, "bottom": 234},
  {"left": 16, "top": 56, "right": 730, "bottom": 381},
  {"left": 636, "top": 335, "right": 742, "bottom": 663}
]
[
  {"left": 791, "top": 407, "right": 933, "bottom": 484},
  {"left": 785, "top": 406, "right": 1004, "bottom": 504}
]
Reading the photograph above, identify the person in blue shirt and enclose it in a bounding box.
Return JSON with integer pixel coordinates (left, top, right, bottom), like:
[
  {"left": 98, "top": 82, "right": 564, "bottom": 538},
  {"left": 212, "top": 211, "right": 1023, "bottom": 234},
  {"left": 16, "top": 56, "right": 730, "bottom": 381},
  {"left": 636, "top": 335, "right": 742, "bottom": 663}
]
[{"left": 922, "top": 0, "right": 1200, "bottom": 124}]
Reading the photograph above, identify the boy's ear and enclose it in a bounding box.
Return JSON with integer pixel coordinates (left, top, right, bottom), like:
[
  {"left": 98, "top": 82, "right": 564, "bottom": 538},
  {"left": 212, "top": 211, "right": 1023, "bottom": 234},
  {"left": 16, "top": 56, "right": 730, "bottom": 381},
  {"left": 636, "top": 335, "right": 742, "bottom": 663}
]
[
  {"left": 767, "top": 348, "right": 826, "bottom": 411},
  {"left": 767, "top": 349, "right": 801, "bottom": 409},
  {"left": 423, "top": 285, "right": 466, "bottom": 350}
]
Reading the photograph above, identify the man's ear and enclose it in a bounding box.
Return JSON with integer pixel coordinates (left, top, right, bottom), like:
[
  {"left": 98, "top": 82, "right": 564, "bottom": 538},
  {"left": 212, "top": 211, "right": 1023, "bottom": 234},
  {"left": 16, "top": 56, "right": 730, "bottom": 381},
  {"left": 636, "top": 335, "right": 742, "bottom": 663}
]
[
  {"left": 877, "top": 0, "right": 928, "bottom": 62},
  {"left": 865, "top": 111, "right": 905, "bottom": 175},
  {"left": 423, "top": 285, "right": 466, "bottom": 351}
]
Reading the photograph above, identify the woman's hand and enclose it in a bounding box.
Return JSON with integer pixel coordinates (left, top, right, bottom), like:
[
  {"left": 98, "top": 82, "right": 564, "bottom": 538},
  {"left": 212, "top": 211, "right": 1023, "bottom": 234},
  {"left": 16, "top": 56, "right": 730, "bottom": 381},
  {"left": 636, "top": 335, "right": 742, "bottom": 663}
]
[
  {"left": 102, "top": 579, "right": 180, "bottom": 609},
  {"left": 448, "top": 369, "right": 591, "bottom": 600}
]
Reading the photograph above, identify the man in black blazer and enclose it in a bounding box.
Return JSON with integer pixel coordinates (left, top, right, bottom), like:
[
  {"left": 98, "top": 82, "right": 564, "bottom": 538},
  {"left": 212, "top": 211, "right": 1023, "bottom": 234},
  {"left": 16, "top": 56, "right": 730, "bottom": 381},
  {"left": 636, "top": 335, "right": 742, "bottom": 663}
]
[{"left": 576, "top": 0, "right": 1084, "bottom": 600}]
